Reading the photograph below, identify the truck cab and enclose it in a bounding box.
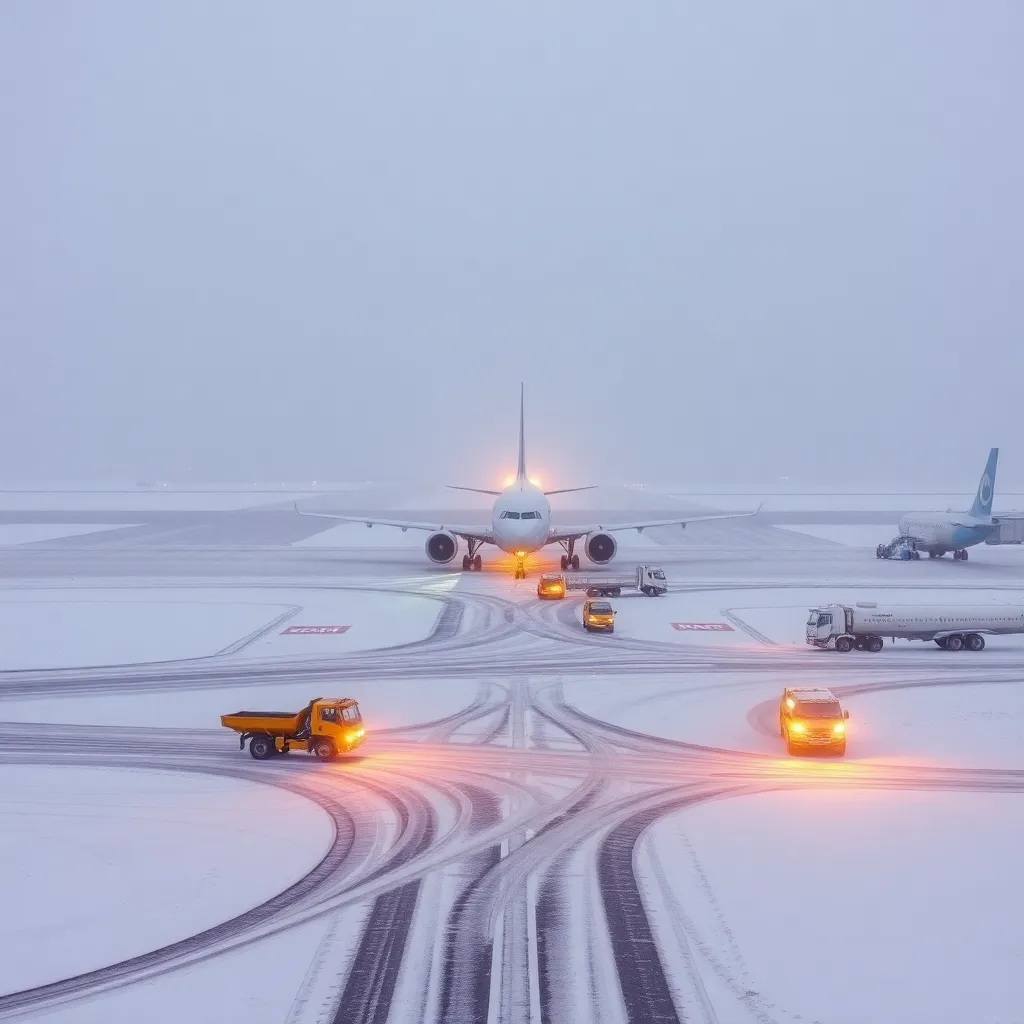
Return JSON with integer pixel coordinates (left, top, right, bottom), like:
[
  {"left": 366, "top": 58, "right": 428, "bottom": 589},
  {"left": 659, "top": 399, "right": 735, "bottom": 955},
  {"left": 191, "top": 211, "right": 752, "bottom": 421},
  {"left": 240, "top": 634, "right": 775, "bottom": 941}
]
[
  {"left": 637, "top": 566, "right": 667, "bottom": 596},
  {"left": 806, "top": 604, "right": 880, "bottom": 650},
  {"left": 583, "top": 599, "right": 615, "bottom": 632},
  {"left": 779, "top": 686, "right": 849, "bottom": 755},
  {"left": 806, "top": 607, "right": 839, "bottom": 646}
]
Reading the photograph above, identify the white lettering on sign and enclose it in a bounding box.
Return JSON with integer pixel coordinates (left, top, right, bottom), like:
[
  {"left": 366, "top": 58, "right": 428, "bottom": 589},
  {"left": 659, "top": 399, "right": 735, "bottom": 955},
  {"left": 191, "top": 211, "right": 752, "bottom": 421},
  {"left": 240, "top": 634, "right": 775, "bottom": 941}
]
[
  {"left": 282, "top": 625, "right": 351, "bottom": 635},
  {"left": 671, "top": 622, "right": 734, "bottom": 631}
]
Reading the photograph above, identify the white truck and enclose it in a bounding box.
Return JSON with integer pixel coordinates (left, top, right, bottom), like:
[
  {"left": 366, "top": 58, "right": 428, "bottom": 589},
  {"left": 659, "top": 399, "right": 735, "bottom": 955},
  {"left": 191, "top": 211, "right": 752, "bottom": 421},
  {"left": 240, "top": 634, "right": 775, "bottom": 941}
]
[
  {"left": 805, "top": 601, "right": 1024, "bottom": 652},
  {"left": 563, "top": 564, "right": 668, "bottom": 598}
]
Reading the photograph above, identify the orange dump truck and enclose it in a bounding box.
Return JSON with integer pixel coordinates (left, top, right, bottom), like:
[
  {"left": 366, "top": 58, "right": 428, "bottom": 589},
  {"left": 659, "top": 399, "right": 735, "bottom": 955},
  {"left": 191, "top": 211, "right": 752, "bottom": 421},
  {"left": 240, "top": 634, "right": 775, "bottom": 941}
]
[{"left": 220, "top": 697, "right": 364, "bottom": 761}]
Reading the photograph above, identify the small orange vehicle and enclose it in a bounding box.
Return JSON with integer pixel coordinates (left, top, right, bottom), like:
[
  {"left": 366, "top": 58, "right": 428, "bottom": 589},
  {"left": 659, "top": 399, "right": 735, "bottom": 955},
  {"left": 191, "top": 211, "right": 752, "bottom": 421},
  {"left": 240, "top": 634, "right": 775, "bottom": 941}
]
[
  {"left": 583, "top": 599, "right": 615, "bottom": 633},
  {"left": 779, "top": 686, "right": 848, "bottom": 756},
  {"left": 221, "top": 697, "right": 365, "bottom": 761},
  {"left": 537, "top": 574, "right": 566, "bottom": 599}
]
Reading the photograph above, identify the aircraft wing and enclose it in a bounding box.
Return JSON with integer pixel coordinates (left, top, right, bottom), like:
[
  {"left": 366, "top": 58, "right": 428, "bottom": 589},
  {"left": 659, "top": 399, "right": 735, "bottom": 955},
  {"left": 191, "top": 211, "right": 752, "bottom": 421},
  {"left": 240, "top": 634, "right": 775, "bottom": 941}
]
[
  {"left": 294, "top": 505, "right": 493, "bottom": 543},
  {"left": 546, "top": 504, "right": 762, "bottom": 543},
  {"left": 446, "top": 485, "right": 502, "bottom": 496},
  {"left": 543, "top": 485, "right": 599, "bottom": 496},
  {"left": 447, "top": 484, "right": 599, "bottom": 496}
]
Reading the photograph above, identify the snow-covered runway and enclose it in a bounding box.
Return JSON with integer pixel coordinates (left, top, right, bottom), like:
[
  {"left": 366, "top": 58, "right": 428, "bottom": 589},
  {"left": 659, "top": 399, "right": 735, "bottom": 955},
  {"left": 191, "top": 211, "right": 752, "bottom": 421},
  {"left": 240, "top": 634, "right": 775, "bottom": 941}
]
[{"left": 1, "top": 490, "right": 1022, "bottom": 1023}]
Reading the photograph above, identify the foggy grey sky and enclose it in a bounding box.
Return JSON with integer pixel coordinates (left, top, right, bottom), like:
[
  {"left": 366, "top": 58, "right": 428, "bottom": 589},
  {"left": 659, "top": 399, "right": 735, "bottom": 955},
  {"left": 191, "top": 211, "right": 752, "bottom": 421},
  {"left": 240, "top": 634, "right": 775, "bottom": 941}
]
[{"left": 2, "top": 2, "right": 1022, "bottom": 489}]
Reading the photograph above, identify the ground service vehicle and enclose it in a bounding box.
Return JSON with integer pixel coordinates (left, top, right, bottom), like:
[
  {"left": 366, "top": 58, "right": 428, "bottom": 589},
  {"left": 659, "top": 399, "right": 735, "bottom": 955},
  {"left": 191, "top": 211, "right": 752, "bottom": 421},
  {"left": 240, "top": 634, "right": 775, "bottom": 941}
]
[
  {"left": 559, "top": 564, "right": 667, "bottom": 598},
  {"left": 221, "top": 697, "right": 365, "bottom": 761},
  {"left": 806, "top": 602, "right": 1024, "bottom": 652},
  {"left": 583, "top": 599, "right": 616, "bottom": 632},
  {"left": 537, "top": 574, "right": 566, "bottom": 599},
  {"left": 779, "top": 686, "right": 849, "bottom": 755},
  {"left": 876, "top": 536, "right": 921, "bottom": 560}
]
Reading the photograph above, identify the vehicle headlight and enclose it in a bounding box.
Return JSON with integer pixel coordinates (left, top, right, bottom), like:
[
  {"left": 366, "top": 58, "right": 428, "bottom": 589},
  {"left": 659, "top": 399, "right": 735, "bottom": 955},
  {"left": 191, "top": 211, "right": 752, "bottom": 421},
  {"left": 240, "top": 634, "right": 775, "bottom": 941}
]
[
  {"left": 789, "top": 722, "right": 805, "bottom": 733},
  {"left": 833, "top": 722, "right": 846, "bottom": 735}
]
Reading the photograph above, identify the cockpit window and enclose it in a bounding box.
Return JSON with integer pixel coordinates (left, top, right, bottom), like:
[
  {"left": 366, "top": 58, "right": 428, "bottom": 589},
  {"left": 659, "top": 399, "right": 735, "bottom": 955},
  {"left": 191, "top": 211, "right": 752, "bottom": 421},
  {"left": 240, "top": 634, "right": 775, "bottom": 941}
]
[
  {"left": 521, "top": 511, "right": 540, "bottom": 519},
  {"left": 501, "top": 511, "right": 522, "bottom": 519}
]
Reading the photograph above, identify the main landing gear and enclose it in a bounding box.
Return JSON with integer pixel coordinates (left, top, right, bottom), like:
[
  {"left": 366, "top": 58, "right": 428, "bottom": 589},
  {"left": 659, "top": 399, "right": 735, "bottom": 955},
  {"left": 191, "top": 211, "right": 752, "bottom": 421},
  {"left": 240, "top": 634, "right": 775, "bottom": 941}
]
[
  {"left": 952, "top": 548, "right": 969, "bottom": 561},
  {"left": 559, "top": 539, "right": 580, "bottom": 572},
  {"left": 461, "top": 539, "right": 483, "bottom": 572}
]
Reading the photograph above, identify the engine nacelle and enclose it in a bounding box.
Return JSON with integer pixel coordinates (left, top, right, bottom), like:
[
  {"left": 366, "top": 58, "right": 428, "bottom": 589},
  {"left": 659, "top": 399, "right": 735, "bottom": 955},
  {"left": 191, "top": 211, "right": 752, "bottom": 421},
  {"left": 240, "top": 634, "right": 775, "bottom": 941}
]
[
  {"left": 584, "top": 532, "right": 617, "bottom": 564},
  {"left": 425, "top": 531, "right": 459, "bottom": 564}
]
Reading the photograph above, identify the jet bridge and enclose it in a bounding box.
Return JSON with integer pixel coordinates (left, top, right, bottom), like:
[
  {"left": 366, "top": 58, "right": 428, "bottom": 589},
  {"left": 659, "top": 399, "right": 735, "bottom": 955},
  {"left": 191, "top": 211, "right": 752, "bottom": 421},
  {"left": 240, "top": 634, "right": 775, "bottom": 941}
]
[{"left": 986, "top": 514, "right": 1024, "bottom": 545}]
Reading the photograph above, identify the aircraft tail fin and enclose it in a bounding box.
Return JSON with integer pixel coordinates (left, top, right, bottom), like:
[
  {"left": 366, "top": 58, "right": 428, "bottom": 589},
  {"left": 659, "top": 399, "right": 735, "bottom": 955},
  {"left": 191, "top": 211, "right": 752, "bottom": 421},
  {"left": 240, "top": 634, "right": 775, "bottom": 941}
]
[
  {"left": 968, "top": 447, "right": 998, "bottom": 519},
  {"left": 516, "top": 382, "right": 527, "bottom": 483}
]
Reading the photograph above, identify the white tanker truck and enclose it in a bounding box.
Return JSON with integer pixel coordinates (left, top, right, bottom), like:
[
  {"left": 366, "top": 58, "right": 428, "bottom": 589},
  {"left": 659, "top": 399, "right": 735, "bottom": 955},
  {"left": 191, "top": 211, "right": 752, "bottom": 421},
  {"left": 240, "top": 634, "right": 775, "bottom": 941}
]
[{"left": 806, "top": 601, "right": 1024, "bottom": 652}]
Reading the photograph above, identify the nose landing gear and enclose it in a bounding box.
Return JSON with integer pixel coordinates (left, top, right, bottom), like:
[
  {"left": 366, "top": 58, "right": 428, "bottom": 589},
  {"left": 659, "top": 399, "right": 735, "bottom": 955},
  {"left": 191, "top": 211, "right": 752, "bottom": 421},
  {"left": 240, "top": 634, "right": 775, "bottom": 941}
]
[{"left": 514, "top": 553, "right": 527, "bottom": 580}]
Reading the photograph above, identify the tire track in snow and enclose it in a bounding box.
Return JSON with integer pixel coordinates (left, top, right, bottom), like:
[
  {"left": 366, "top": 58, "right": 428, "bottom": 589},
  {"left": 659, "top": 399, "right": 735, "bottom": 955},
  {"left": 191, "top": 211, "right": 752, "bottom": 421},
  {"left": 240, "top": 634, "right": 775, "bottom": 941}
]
[
  {"left": 332, "top": 793, "right": 434, "bottom": 1024},
  {"left": 598, "top": 791, "right": 687, "bottom": 1024},
  {"left": 434, "top": 788, "right": 504, "bottom": 1024},
  {"left": 0, "top": 759, "right": 365, "bottom": 1021},
  {"left": 721, "top": 608, "right": 776, "bottom": 646}
]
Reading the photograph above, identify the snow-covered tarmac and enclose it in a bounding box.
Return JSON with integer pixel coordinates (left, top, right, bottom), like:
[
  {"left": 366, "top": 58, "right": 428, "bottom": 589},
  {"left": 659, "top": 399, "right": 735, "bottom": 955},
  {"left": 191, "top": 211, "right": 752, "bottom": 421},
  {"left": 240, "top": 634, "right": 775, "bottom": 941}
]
[
  {"left": 1, "top": 486, "right": 1022, "bottom": 1023},
  {"left": 0, "top": 765, "right": 333, "bottom": 994}
]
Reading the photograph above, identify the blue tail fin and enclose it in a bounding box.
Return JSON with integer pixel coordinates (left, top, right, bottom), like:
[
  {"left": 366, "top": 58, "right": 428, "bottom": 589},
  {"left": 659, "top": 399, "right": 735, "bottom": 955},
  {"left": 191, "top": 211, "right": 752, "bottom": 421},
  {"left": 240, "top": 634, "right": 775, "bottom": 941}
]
[
  {"left": 516, "top": 383, "right": 527, "bottom": 483},
  {"left": 968, "top": 447, "right": 998, "bottom": 518}
]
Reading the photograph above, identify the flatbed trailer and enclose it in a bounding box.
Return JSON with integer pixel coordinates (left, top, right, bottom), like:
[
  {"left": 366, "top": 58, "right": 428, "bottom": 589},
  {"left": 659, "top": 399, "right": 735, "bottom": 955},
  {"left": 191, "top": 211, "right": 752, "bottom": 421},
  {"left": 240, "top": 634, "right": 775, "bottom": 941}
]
[
  {"left": 221, "top": 697, "right": 365, "bottom": 760},
  {"left": 560, "top": 564, "right": 668, "bottom": 598}
]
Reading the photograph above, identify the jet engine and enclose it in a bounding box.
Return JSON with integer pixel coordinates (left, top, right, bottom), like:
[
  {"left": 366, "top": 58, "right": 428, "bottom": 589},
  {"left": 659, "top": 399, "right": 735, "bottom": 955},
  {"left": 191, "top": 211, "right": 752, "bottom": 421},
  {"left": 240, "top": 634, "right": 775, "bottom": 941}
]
[
  {"left": 425, "top": 531, "right": 459, "bottom": 564},
  {"left": 584, "top": 531, "right": 617, "bottom": 564}
]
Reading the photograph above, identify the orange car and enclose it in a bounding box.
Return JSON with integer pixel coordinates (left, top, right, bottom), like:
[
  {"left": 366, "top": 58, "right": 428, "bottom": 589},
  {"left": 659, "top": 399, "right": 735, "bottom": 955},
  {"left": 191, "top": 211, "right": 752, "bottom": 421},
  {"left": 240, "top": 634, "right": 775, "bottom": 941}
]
[
  {"left": 583, "top": 599, "right": 615, "bottom": 632},
  {"left": 537, "top": 574, "right": 566, "bottom": 600},
  {"left": 779, "top": 686, "right": 848, "bottom": 756}
]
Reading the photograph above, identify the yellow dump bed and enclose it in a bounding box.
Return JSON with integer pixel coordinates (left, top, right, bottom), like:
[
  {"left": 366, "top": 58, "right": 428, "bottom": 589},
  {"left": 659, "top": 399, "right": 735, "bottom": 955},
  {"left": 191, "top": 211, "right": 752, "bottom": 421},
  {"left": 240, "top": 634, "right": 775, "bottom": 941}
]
[{"left": 220, "top": 709, "right": 306, "bottom": 736}]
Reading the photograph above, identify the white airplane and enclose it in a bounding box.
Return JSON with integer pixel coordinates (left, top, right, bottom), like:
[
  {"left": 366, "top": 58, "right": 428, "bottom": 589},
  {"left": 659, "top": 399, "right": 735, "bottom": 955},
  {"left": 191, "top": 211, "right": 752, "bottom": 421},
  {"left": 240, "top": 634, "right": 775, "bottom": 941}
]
[
  {"left": 878, "top": 447, "right": 1000, "bottom": 561},
  {"left": 297, "top": 385, "right": 761, "bottom": 578}
]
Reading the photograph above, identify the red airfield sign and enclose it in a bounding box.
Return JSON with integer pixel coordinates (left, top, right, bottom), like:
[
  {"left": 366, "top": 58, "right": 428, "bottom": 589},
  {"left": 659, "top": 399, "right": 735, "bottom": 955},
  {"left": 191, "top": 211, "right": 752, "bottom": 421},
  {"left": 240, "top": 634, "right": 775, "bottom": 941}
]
[{"left": 671, "top": 622, "right": 734, "bottom": 632}]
